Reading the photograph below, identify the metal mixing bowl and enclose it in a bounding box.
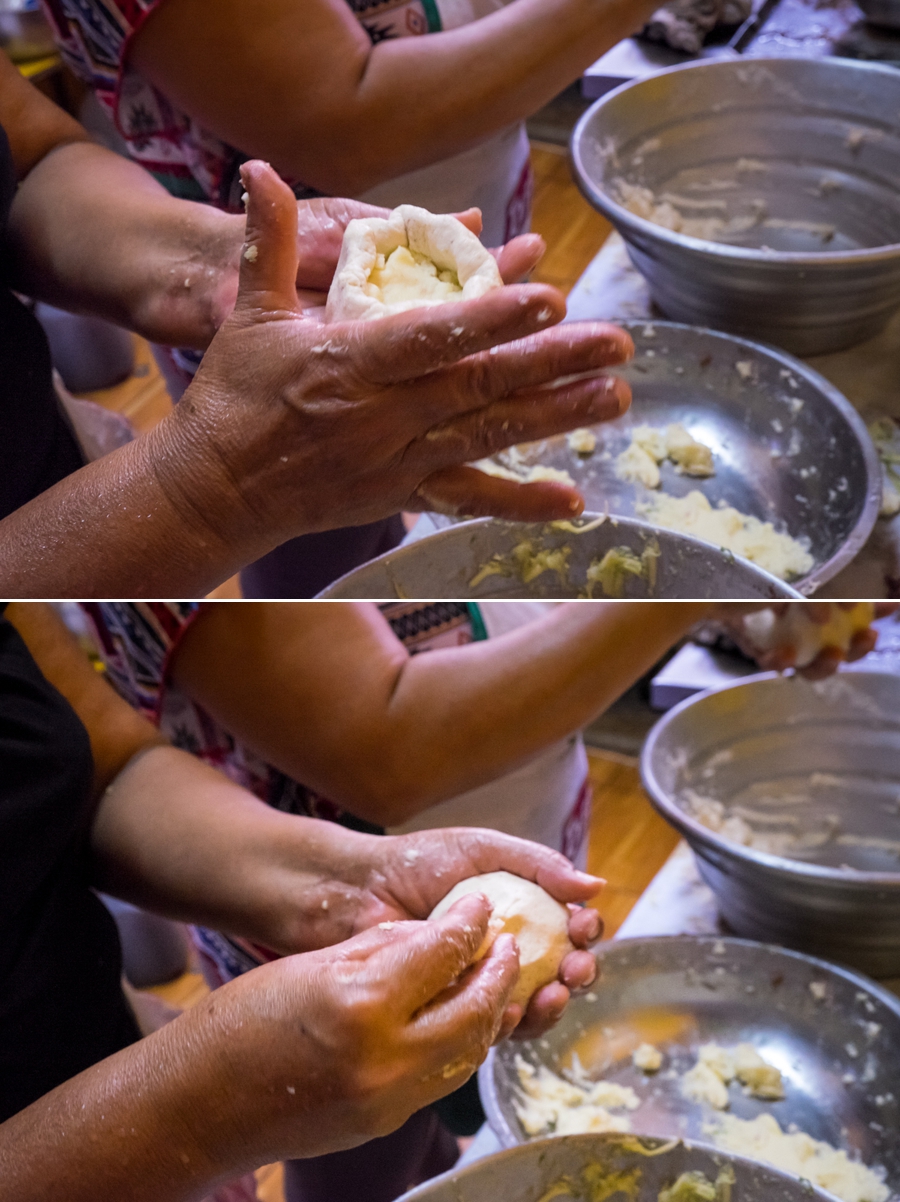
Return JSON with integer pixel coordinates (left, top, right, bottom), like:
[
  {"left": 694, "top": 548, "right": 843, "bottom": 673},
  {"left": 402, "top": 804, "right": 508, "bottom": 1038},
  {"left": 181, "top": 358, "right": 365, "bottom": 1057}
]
[
  {"left": 571, "top": 58, "right": 900, "bottom": 355},
  {"left": 641, "top": 670, "right": 900, "bottom": 976},
  {"left": 317, "top": 515, "right": 801, "bottom": 599},
  {"left": 857, "top": 0, "right": 900, "bottom": 29},
  {"left": 470, "top": 322, "right": 880, "bottom": 593},
  {"left": 478, "top": 936, "right": 900, "bottom": 1194},
  {"left": 398, "top": 1132, "right": 842, "bottom": 1202}
]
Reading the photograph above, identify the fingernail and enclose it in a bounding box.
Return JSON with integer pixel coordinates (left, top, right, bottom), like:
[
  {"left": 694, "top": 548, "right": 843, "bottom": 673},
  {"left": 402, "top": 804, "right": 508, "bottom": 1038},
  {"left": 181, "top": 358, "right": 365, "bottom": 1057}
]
[
  {"left": 581, "top": 962, "right": 598, "bottom": 987},
  {"left": 588, "top": 377, "right": 630, "bottom": 417}
]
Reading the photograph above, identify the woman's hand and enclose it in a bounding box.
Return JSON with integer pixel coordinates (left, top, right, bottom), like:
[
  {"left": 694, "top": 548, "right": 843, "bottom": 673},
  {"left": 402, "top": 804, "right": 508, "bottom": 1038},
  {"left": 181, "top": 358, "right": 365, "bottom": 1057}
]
[{"left": 172, "top": 159, "right": 633, "bottom": 539}]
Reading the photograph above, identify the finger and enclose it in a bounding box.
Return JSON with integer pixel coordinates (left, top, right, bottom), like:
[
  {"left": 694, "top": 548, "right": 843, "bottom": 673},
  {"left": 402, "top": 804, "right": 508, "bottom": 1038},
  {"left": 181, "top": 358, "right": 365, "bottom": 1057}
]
[
  {"left": 342, "top": 285, "right": 566, "bottom": 384},
  {"left": 411, "top": 467, "right": 585, "bottom": 521},
  {"left": 493, "top": 234, "right": 546, "bottom": 283},
  {"left": 460, "top": 323, "right": 635, "bottom": 399},
  {"left": 567, "top": 906, "right": 603, "bottom": 947},
  {"left": 453, "top": 208, "right": 484, "bottom": 237},
  {"left": 846, "top": 628, "right": 878, "bottom": 661},
  {"left": 294, "top": 197, "right": 393, "bottom": 291},
  {"left": 512, "top": 980, "right": 571, "bottom": 1040},
  {"left": 801, "top": 602, "right": 835, "bottom": 625},
  {"left": 754, "top": 646, "right": 797, "bottom": 674},
  {"left": 236, "top": 161, "right": 304, "bottom": 317},
  {"left": 874, "top": 603, "right": 898, "bottom": 618},
  {"left": 417, "top": 830, "right": 605, "bottom": 908},
  {"left": 412, "top": 933, "right": 520, "bottom": 1063},
  {"left": 391, "top": 893, "right": 497, "bottom": 1009},
  {"left": 797, "top": 646, "right": 845, "bottom": 680},
  {"left": 558, "top": 949, "right": 598, "bottom": 991}
]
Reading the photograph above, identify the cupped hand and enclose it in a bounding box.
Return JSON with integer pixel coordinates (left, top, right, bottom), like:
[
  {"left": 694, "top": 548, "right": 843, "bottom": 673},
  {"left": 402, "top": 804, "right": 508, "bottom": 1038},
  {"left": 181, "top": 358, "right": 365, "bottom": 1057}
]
[
  {"left": 174, "top": 161, "right": 633, "bottom": 541},
  {"left": 200, "top": 893, "right": 521, "bottom": 1161}
]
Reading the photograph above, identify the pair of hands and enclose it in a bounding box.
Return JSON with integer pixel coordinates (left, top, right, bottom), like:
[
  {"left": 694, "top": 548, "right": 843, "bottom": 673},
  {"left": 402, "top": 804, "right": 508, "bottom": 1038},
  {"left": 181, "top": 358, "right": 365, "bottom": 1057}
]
[
  {"left": 172, "top": 827, "right": 601, "bottom": 1163},
  {"left": 171, "top": 161, "right": 632, "bottom": 542}
]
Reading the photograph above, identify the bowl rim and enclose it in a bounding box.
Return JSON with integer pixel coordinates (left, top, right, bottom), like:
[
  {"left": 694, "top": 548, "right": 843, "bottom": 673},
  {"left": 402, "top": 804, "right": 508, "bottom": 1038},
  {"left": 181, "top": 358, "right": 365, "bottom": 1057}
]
[
  {"left": 317, "top": 513, "right": 803, "bottom": 599},
  {"left": 570, "top": 55, "right": 900, "bottom": 266},
  {"left": 640, "top": 667, "right": 900, "bottom": 888},
  {"left": 396, "top": 1129, "right": 845, "bottom": 1202}
]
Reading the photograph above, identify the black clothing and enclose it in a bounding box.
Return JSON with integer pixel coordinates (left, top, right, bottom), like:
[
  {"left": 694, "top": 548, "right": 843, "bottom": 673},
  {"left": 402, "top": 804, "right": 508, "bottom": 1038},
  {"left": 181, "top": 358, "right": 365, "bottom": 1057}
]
[
  {"left": 0, "top": 123, "right": 84, "bottom": 522},
  {"left": 0, "top": 608, "right": 139, "bottom": 1122}
]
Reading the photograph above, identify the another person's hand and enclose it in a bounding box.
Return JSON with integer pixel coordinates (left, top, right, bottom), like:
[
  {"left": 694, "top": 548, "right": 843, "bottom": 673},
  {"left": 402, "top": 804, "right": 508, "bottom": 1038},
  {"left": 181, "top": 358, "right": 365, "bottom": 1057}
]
[
  {"left": 259, "top": 825, "right": 603, "bottom": 1040},
  {"left": 173, "top": 159, "right": 632, "bottom": 534},
  {"left": 713, "top": 602, "right": 896, "bottom": 679}
]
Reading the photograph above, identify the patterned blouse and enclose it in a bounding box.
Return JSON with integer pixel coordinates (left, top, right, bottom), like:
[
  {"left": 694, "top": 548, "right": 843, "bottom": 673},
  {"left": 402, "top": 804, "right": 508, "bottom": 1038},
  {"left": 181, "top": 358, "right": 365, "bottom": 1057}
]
[{"left": 38, "top": 0, "right": 529, "bottom": 224}]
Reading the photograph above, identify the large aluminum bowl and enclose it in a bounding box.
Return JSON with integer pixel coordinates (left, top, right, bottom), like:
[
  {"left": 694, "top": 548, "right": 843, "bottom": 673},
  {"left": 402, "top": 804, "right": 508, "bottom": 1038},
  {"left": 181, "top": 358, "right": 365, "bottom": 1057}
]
[
  {"left": 477, "top": 937, "right": 900, "bottom": 1196},
  {"left": 317, "top": 516, "right": 801, "bottom": 599},
  {"left": 397, "top": 1133, "right": 843, "bottom": 1202},
  {"left": 571, "top": 58, "right": 900, "bottom": 355},
  {"left": 641, "top": 670, "right": 900, "bottom": 976}
]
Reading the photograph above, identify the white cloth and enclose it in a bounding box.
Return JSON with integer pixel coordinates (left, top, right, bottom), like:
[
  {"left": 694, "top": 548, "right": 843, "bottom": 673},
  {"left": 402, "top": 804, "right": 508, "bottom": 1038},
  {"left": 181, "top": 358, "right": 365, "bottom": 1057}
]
[{"left": 388, "top": 602, "right": 592, "bottom": 867}]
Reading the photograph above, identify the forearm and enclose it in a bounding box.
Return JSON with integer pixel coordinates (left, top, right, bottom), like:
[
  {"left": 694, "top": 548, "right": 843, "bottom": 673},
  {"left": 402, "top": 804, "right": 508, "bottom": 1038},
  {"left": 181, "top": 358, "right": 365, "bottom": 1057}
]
[
  {"left": 7, "top": 141, "right": 242, "bottom": 349},
  {"left": 340, "top": 602, "right": 715, "bottom": 819},
  {"left": 0, "top": 993, "right": 270, "bottom": 1202},
  {"left": 90, "top": 744, "right": 378, "bottom": 950},
  {"left": 0, "top": 408, "right": 269, "bottom": 598},
  {"left": 344, "top": 0, "right": 657, "bottom": 186},
  {"left": 176, "top": 602, "right": 713, "bottom": 826},
  {"left": 132, "top": 0, "right": 660, "bottom": 196}
]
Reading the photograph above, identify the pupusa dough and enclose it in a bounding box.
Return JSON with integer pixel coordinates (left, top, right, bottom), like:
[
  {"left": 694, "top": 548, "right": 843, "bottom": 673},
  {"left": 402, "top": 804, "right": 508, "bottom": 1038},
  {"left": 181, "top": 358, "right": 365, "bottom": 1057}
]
[
  {"left": 428, "top": 871, "right": 574, "bottom": 1010},
  {"left": 742, "top": 603, "right": 874, "bottom": 668},
  {"left": 326, "top": 204, "right": 503, "bottom": 322}
]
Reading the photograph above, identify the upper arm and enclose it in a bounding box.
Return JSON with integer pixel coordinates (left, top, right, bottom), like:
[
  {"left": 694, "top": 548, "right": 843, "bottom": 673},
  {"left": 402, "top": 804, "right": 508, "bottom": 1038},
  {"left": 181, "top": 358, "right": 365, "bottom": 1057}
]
[
  {"left": 129, "top": 0, "right": 372, "bottom": 192},
  {"left": 168, "top": 602, "right": 409, "bottom": 804},
  {"left": 5, "top": 604, "right": 166, "bottom": 799},
  {"left": 0, "top": 50, "right": 88, "bottom": 179}
]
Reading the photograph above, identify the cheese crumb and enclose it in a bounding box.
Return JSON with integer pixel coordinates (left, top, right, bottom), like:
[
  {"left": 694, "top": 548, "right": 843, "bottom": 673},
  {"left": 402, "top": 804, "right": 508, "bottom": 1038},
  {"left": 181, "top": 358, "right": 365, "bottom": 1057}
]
[{"left": 632, "top": 1043, "right": 664, "bottom": 1073}]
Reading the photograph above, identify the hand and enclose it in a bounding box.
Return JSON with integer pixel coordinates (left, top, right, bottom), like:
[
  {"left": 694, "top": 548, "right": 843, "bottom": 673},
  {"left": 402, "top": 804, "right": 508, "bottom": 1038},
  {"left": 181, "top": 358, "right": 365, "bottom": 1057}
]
[
  {"left": 168, "top": 160, "right": 633, "bottom": 540},
  {"left": 191, "top": 893, "right": 522, "bottom": 1160},
  {"left": 264, "top": 825, "right": 603, "bottom": 1041},
  {"left": 715, "top": 603, "right": 896, "bottom": 679}
]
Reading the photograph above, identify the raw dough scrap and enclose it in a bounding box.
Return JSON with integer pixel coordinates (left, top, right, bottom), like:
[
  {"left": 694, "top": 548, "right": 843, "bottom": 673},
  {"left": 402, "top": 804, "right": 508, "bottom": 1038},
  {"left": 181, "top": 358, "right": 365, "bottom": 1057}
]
[
  {"left": 513, "top": 1056, "right": 639, "bottom": 1137},
  {"left": 326, "top": 204, "right": 503, "bottom": 322},
  {"left": 741, "top": 603, "right": 874, "bottom": 669},
  {"left": 682, "top": 1043, "right": 785, "bottom": 1110},
  {"left": 428, "top": 871, "right": 574, "bottom": 1009},
  {"left": 633, "top": 1043, "right": 664, "bottom": 1073}
]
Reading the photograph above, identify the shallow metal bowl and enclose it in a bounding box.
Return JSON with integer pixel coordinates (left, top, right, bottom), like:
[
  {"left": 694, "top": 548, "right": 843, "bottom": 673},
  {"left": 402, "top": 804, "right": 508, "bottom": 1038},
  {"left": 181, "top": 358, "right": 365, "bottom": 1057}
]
[
  {"left": 398, "top": 1132, "right": 840, "bottom": 1202},
  {"left": 317, "top": 515, "right": 800, "bottom": 599},
  {"left": 857, "top": 0, "right": 900, "bottom": 29},
  {"left": 471, "top": 322, "right": 880, "bottom": 594},
  {"left": 641, "top": 670, "right": 900, "bottom": 976},
  {"left": 478, "top": 936, "right": 900, "bottom": 1194},
  {"left": 571, "top": 58, "right": 900, "bottom": 355}
]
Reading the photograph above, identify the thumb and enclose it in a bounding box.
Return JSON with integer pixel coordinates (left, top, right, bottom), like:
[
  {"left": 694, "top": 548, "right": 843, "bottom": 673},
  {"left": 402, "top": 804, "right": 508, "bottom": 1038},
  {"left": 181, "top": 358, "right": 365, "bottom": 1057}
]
[{"left": 236, "top": 160, "right": 302, "bottom": 315}]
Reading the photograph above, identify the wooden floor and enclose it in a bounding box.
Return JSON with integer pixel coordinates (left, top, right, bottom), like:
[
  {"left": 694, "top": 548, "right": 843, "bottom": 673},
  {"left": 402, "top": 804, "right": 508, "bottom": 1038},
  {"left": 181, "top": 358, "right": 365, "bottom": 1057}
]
[{"left": 146, "top": 748, "right": 678, "bottom": 1202}]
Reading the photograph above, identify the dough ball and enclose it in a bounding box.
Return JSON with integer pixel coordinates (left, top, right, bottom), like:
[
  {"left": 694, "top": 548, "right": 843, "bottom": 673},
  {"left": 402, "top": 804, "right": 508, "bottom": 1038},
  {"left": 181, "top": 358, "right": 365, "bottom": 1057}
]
[{"left": 428, "top": 871, "right": 574, "bottom": 1009}]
